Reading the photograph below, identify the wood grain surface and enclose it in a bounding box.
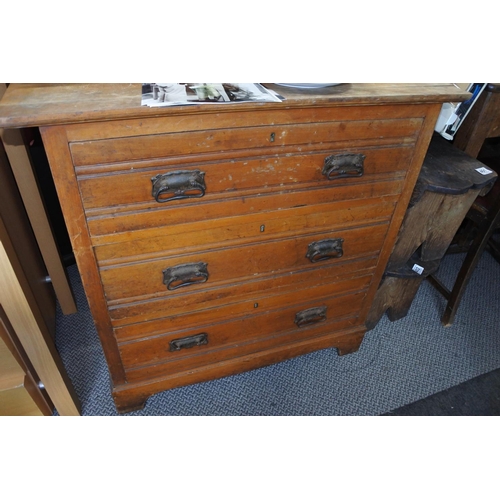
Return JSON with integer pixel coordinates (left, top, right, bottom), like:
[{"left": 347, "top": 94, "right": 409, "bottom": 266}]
[{"left": 0, "top": 83, "right": 470, "bottom": 128}]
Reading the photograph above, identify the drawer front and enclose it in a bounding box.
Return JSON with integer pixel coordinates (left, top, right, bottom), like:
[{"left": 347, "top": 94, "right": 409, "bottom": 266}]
[
  {"left": 93, "top": 195, "right": 398, "bottom": 266},
  {"left": 114, "top": 271, "right": 372, "bottom": 341},
  {"left": 77, "top": 144, "right": 414, "bottom": 212},
  {"left": 69, "top": 118, "right": 422, "bottom": 167},
  {"left": 109, "top": 255, "right": 379, "bottom": 327},
  {"left": 100, "top": 222, "right": 389, "bottom": 303},
  {"left": 118, "top": 286, "right": 368, "bottom": 372},
  {"left": 124, "top": 315, "right": 362, "bottom": 384},
  {"left": 87, "top": 179, "right": 403, "bottom": 242},
  {"left": 65, "top": 103, "right": 429, "bottom": 144}
]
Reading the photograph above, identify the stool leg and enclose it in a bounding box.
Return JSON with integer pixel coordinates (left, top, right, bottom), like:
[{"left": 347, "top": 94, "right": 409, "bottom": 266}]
[{"left": 442, "top": 196, "right": 500, "bottom": 326}]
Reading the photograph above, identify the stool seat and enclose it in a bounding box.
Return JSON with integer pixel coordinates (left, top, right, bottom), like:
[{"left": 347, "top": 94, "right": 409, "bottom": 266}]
[{"left": 411, "top": 134, "right": 498, "bottom": 204}]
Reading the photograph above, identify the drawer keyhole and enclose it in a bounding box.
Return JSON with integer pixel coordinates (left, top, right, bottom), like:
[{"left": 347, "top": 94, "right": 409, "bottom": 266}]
[{"left": 270, "top": 132, "right": 275, "bottom": 142}]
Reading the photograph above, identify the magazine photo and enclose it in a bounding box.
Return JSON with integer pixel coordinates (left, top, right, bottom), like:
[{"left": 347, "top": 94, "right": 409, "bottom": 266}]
[{"left": 142, "top": 83, "right": 283, "bottom": 107}]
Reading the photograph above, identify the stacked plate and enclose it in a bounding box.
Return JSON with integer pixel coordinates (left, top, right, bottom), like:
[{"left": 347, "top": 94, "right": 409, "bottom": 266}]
[{"left": 274, "top": 83, "right": 341, "bottom": 89}]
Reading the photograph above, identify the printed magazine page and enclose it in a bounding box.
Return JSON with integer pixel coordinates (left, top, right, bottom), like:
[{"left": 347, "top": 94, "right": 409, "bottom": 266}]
[{"left": 142, "top": 83, "right": 283, "bottom": 107}]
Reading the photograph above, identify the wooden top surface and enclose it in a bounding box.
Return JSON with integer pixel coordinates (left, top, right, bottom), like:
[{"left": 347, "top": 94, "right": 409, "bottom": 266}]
[{"left": 0, "top": 83, "right": 470, "bottom": 128}]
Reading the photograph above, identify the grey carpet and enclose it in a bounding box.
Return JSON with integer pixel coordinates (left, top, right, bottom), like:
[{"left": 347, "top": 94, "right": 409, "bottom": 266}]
[{"left": 54, "top": 250, "right": 500, "bottom": 416}]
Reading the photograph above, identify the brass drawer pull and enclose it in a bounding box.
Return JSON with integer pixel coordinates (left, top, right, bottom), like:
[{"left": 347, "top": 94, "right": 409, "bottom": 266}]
[
  {"left": 162, "top": 262, "right": 209, "bottom": 291},
  {"left": 295, "top": 306, "right": 327, "bottom": 327},
  {"left": 151, "top": 170, "right": 206, "bottom": 203},
  {"left": 306, "top": 238, "right": 344, "bottom": 262},
  {"left": 322, "top": 153, "right": 365, "bottom": 180},
  {"left": 169, "top": 333, "right": 208, "bottom": 352}
]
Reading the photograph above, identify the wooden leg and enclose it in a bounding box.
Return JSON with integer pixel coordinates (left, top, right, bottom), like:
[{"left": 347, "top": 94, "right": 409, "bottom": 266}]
[
  {"left": 113, "top": 392, "right": 148, "bottom": 414},
  {"left": 487, "top": 236, "right": 500, "bottom": 265},
  {"left": 366, "top": 276, "right": 423, "bottom": 330},
  {"left": 385, "top": 278, "right": 423, "bottom": 322},
  {"left": 336, "top": 331, "right": 365, "bottom": 356},
  {"left": 441, "top": 197, "right": 500, "bottom": 326},
  {"left": 337, "top": 343, "right": 362, "bottom": 356},
  {"left": 365, "top": 277, "right": 400, "bottom": 331}
]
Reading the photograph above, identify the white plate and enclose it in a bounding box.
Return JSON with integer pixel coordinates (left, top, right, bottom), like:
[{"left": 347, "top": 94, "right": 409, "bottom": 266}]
[{"left": 274, "top": 83, "right": 341, "bottom": 89}]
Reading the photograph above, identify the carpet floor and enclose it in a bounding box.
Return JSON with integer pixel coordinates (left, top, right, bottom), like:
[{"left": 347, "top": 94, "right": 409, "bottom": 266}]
[{"left": 54, "top": 249, "right": 500, "bottom": 416}]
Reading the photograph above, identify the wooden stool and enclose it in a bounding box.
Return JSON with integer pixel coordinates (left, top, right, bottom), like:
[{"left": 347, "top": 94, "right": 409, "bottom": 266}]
[{"left": 366, "top": 134, "right": 497, "bottom": 330}]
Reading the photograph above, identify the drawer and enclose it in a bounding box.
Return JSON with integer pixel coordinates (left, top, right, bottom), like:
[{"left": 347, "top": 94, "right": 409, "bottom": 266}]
[
  {"left": 93, "top": 195, "right": 398, "bottom": 266},
  {"left": 124, "top": 316, "right": 362, "bottom": 385},
  {"left": 109, "top": 255, "right": 379, "bottom": 327},
  {"left": 100, "top": 222, "right": 389, "bottom": 303},
  {"left": 65, "top": 103, "right": 430, "bottom": 144},
  {"left": 118, "top": 286, "right": 368, "bottom": 372},
  {"left": 69, "top": 117, "right": 422, "bottom": 167},
  {"left": 88, "top": 178, "right": 403, "bottom": 242},
  {"left": 114, "top": 271, "right": 372, "bottom": 340},
  {"left": 77, "top": 144, "right": 414, "bottom": 212}
]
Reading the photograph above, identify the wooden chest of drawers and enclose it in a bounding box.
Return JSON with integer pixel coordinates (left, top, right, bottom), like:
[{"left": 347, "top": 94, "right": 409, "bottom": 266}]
[{"left": 0, "top": 84, "right": 469, "bottom": 412}]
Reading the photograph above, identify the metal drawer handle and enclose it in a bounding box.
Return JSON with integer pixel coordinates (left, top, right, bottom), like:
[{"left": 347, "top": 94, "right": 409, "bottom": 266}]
[
  {"left": 151, "top": 169, "right": 206, "bottom": 203},
  {"left": 162, "top": 262, "right": 209, "bottom": 291},
  {"left": 295, "top": 306, "right": 327, "bottom": 327},
  {"left": 169, "top": 333, "right": 208, "bottom": 352},
  {"left": 322, "top": 153, "right": 365, "bottom": 180},
  {"left": 306, "top": 238, "right": 344, "bottom": 263}
]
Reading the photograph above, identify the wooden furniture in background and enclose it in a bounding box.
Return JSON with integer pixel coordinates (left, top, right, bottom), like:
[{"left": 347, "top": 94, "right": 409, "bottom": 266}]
[
  {"left": 0, "top": 84, "right": 76, "bottom": 315},
  {"left": 0, "top": 307, "right": 53, "bottom": 416},
  {"left": 0, "top": 84, "right": 469, "bottom": 412},
  {"left": 367, "top": 134, "right": 497, "bottom": 330},
  {"left": 454, "top": 83, "right": 500, "bottom": 158},
  {"left": 0, "top": 137, "right": 80, "bottom": 416},
  {"left": 426, "top": 83, "right": 500, "bottom": 325}
]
